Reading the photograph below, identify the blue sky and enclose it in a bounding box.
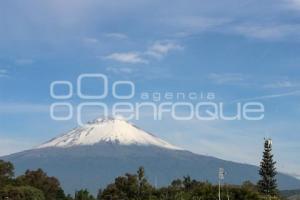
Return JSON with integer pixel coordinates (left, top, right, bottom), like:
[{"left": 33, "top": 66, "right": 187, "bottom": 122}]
[{"left": 0, "top": 0, "right": 300, "bottom": 178}]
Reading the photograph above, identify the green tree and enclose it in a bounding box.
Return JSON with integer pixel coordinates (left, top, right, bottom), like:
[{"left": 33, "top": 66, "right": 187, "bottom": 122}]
[
  {"left": 65, "top": 194, "right": 74, "bottom": 200},
  {"left": 258, "top": 139, "right": 278, "bottom": 197},
  {"left": 242, "top": 181, "right": 259, "bottom": 193},
  {"left": 137, "top": 167, "right": 153, "bottom": 199},
  {"left": 16, "top": 168, "right": 66, "bottom": 200},
  {"left": 0, "top": 160, "right": 14, "bottom": 187},
  {"left": 101, "top": 167, "right": 154, "bottom": 200},
  {"left": 74, "top": 189, "right": 95, "bottom": 200},
  {"left": 0, "top": 185, "right": 45, "bottom": 200},
  {"left": 96, "top": 189, "right": 102, "bottom": 200}
]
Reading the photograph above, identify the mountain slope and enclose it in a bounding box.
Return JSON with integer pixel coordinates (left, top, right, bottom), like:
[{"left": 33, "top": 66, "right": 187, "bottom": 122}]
[
  {"left": 2, "top": 118, "right": 300, "bottom": 195},
  {"left": 281, "top": 189, "right": 300, "bottom": 200}
]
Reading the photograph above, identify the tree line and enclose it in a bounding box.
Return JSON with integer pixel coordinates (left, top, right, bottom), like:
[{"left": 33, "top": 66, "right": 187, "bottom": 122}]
[
  {"left": 0, "top": 163, "right": 281, "bottom": 200},
  {"left": 0, "top": 139, "right": 281, "bottom": 200}
]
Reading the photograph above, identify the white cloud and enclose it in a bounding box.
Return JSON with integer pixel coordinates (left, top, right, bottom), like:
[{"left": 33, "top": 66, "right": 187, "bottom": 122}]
[
  {"left": 167, "top": 16, "right": 232, "bottom": 32},
  {"left": 83, "top": 37, "right": 99, "bottom": 44},
  {"left": 232, "top": 90, "right": 300, "bottom": 102},
  {"left": 104, "top": 33, "right": 128, "bottom": 40},
  {"left": 106, "top": 66, "right": 134, "bottom": 74},
  {"left": 146, "top": 40, "right": 184, "bottom": 59},
  {"left": 171, "top": 16, "right": 300, "bottom": 41},
  {"left": 167, "top": 15, "right": 300, "bottom": 41},
  {"left": 209, "top": 74, "right": 300, "bottom": 90},
  {"left": 233, "top": 24, "right": 300, "bottom": 40},
  {"left": 208, "top": 73, "right": 247, "bottom": 84},
  {"left": 103, "top": 40, "right": 183, "bottom": 65},
  {"left": 264, "top": 80, "right": 300, "bottom": 89},
  {"left": 104, "top": 52, "right": 148, "bottom": 64}
]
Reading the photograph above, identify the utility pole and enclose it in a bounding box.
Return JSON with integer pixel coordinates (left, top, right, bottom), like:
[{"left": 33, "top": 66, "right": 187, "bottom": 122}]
[{"left": 218, "top": 168, "right": 225, "bottom": 200}]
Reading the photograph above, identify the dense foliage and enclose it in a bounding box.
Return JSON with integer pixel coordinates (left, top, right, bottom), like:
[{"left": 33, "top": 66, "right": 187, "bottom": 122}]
[
  {"left": 74, "top": 189, "right": 95, "bottom": 200},
  {"left": 0, "top": 160, "right": 284, "bottom": 200},
  {"left": 100, "top": 168, "right": 270, "bottom": 200},
  {"left": 281, "top": 189, "right": 300, "bottom": 198},
  {"left": 0, "top": 160, "right": 66, "bottom": 200},
  {"left": 0, "top": 185, "right": 45, "bottom": 200},
  {"left": 16, "top": 169, "right": 66, "bottom": 200},
  {"left": 0, "top": 160, "right": 14, "bottom": 187}
]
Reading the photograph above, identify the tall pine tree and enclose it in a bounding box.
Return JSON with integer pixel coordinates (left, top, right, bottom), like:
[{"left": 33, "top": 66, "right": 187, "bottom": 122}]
[{"left": 258, "top": 138, "right": 278, "bottom": 197}]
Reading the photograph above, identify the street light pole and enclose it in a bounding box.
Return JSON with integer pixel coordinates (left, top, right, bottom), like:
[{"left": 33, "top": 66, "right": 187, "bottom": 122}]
[{"left": 218, "top": 168, "right": 225, "bottom": 200}]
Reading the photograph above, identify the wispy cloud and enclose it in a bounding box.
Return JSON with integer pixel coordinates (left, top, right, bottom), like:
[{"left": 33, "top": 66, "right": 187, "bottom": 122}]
[
  {"left": 167, "top": 16, "right": 232, "bottom": 32},
  {"left": 146, "top": 40, "right": 183, "bottom": 59},
  {"left": 104, "top": 52, "right": 148, "bottom": 64},
  {"left": 106, "top": 66, "right": 135, "bottom": 74},
  {"left": 233, "top": 24, "right": 300, "bottom": 40},
  {"left": 83, "top": 37, "right": 99, "bottom": 44},
  {"left": 263, "top": 80, "right": 300, "bottom": 89},
  {"left": 104, "top": 33, "right": 128, "bottom": 40},
  {"left": 232, "top": 90, "right": 300, "bottom": 102},
  {"left": 209, "top": 74, "right": 300, "bottom": 90},
  {"left": 208, "top": 73, "right": 248, "bottom": 85},
  {"left": 168, "top": 16, "right": 300, "bottom": 42},
  {"left": 166, "top": 14, "right": 300, "bottom": 41}
]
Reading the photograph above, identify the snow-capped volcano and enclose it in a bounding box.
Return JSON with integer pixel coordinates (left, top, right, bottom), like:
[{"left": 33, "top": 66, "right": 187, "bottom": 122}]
[
  {"left": 3, "top": 118, "right": 300, "bottom": 194},
  {"left": 37, "top": 118, "right": 182, "bottom": 150}
]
